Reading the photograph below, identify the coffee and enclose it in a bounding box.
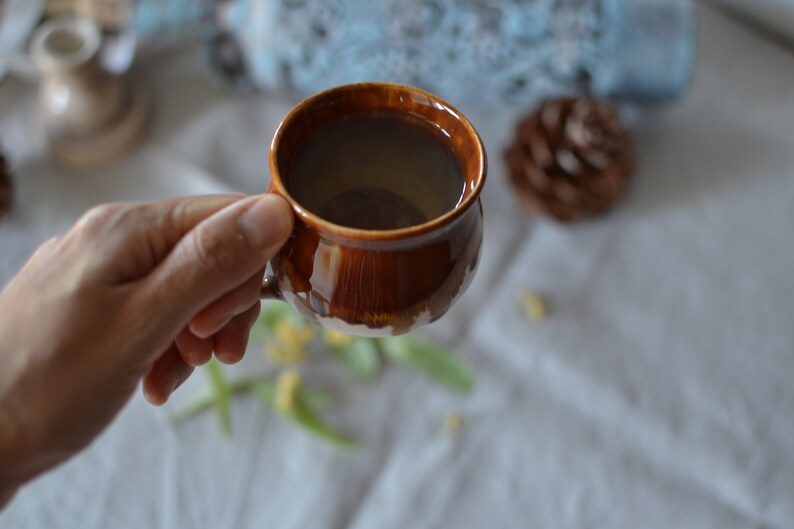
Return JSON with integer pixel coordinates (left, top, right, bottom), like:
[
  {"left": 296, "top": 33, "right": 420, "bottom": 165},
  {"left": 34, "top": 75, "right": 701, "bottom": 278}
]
[{"left": 287, "top": 111, "right": 465, "bottom": 230}]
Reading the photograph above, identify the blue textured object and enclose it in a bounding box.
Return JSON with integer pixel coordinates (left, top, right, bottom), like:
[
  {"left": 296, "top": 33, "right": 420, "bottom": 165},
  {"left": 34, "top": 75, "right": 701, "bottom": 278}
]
[
  {"left": 133, "top": 0, "right": 695, "bottom": 105},
  {"left": 133, "top": 0, "right": 210, "bottom": 36}
]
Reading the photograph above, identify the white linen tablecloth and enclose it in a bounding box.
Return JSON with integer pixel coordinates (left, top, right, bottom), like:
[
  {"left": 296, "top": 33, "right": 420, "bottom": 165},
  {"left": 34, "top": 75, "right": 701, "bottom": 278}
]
[
  {"left": 704, "top": 0, "right": 794, "bottom": 42},
  {"left": 1, "top": 3, "right": 793, "bottom": 528}
]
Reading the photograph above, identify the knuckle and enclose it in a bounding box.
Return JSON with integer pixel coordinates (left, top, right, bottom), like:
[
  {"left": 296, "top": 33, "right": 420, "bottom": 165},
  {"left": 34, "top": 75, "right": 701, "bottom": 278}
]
[
  {"left": 164, "top": 202, "right": 186, "bottom": 234},
  {"left": 114, "top": 203, "right": 151, "bottom": 229},
  {"left": 31, "top": 236, "right": 60, "bottom": 259},
  {"left": 193, "top": 227, "right": 240, "bottom": 276},
  {"left": 76, "top": 203, "right": 127, "bottom": 236}
]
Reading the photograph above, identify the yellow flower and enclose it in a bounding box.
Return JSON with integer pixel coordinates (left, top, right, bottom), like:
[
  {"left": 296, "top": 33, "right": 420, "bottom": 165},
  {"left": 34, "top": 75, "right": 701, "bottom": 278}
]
[
  {"left": 275, "top": 369, "right": 302, "bottom": 413},
  {"left": 266, "top": 342, "right": 307, "bottom": 365},
  {"left": 322, "top": 330, "right": 353, "bottom": 347},
  {"left": 442, "top": 411, "right": 463, "bottom": 436},
  {"left": 275, "top": 320, "right": 315, "bottom": 348},
  {"left": 519, "top": 290, "right": 547, "bottom": 322},
  {"left": 266, "top": 320, "right": 315, "bottom": 365}
]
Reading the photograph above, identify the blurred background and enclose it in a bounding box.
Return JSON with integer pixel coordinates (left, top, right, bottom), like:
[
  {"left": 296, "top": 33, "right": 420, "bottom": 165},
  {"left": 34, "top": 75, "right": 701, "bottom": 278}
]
[{"left": 1, "top": 0, "right": 793, "bottom": 527}]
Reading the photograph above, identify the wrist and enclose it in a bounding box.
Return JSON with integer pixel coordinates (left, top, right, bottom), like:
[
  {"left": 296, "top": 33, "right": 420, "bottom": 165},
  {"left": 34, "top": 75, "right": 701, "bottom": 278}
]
[
  {"left": 0, "top": 397, "right": 31, "bottom": 497},
  {"left": 0, "top": 403, "right": 17, "bottom": 482},
  {"left": 0, "top": 486, "right": 16, "bottom": 510}
]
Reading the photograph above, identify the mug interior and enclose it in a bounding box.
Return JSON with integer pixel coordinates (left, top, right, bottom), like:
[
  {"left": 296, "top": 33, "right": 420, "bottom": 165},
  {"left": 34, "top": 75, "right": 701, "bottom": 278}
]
[{"left": 270, "top": 83, "right": 486, "bottom": 237}]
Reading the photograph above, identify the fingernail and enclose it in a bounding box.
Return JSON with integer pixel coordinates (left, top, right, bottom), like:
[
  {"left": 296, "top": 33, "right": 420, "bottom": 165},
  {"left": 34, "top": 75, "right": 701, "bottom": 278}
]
[
  {"left": 164, "top": 374, "right": 180, "bottom": 398},
  {"left": 238, "top": 195, "right": 293, "bottom": 249},
  {"left": 190, "top": 317, "right": 230, "bottom": 339},
  {"left": 215, "top": 351, "right": 236, "bottom": 365}
]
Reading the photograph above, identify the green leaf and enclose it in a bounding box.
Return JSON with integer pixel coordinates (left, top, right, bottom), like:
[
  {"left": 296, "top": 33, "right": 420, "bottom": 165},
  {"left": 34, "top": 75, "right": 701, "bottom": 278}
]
[
  {"left": 329, "top": 338, "right": 381, "bottom": 382},
  {"left": 171, "top": 377, "right": 264, "bottom": 424},
  {"left": 205, "top": 359, "right": 233, "bottom": 435},
  {"left": 252, "top": 381, "right": 277, "bottom": 405},
  {"left": 170, "top": 386, "right": 217, "bottom": 424},
  {"left": 379, "top": 335, "right": 473, "bottom": 393},
  {"left": 251, "top": 302, "right": 292, "bottom": 339},
  {"left": 289, "top": 393, "right": 356, "bottom": 448},
  {"left": 172, "top": 377, "right": 332, "bottom": 425},
  {"left": 254, "top": 384, "right": 354, "bottom": 447},
  {"left": 252, "top": 381, "right": 332, "bottom": 409}
]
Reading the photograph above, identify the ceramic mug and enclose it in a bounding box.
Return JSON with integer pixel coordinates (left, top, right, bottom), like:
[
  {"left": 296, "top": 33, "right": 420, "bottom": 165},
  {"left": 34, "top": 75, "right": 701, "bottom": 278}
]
[{"left": 262, "top": 82, "right": 486, "bottom": 336}]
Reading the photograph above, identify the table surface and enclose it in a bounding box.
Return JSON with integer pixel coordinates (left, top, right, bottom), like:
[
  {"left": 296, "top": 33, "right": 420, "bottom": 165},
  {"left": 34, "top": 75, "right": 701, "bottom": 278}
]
[{"left": 2, "top": 3, "right": 794, "bottom": 528}]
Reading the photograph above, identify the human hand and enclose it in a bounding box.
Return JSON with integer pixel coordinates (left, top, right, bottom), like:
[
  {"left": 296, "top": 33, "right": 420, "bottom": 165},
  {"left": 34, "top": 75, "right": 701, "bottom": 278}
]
[{"left": 0, "top": 194, "right": 293, "bottom": 502}]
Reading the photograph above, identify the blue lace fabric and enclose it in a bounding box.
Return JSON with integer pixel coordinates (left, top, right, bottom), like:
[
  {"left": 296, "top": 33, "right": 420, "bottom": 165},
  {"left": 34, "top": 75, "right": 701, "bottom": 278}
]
[
  {"left": 133, "top": 0, "right": 212, "bottom": 36},
  {"left": 134, "top": 0, "right": 695, "bottom": 105}
]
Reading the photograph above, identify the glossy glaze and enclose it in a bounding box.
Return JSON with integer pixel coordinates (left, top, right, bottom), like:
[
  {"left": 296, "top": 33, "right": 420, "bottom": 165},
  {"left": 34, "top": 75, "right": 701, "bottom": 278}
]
[{"left": 266, "top": 83, "right": 486, "bottom": 336}]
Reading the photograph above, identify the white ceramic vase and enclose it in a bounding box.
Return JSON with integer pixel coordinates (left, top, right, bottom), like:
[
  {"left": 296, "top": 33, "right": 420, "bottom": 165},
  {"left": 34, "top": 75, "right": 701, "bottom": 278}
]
[{"left": 30, "top": 17, "right": 147, "bottom": 169}]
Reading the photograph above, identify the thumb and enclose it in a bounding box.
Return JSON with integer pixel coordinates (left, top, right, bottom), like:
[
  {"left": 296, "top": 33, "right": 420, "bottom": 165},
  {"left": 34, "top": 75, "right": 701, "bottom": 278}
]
[{"left": 140, "top": 194, "right": 293, "bottom": 332}]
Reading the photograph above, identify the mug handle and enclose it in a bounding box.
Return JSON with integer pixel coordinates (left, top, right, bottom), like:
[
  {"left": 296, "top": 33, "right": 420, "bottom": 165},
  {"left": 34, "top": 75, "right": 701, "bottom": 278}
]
[{"left": 260, "top": 276, "right": 279, "bottom": 300}]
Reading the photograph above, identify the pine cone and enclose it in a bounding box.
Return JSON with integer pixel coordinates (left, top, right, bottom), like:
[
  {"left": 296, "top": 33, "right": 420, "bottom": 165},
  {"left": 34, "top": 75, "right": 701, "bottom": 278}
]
[
  {"left": 0, "top": 147, "right": 12, "bottom": 219},
  {"left": 505, "top": 97, "right": 635, "bottom": 222}
]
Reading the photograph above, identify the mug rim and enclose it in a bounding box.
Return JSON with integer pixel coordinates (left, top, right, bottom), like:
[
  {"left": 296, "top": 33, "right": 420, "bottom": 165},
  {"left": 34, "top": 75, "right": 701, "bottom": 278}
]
[{"left": 269, "top": 82, "right": 487, "bottom": 241}]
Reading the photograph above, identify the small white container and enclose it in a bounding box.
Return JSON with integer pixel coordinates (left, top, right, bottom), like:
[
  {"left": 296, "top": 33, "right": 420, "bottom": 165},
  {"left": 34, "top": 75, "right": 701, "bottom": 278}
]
[{"left": 30, "top": 17, "right": 147, "bottom": 169}]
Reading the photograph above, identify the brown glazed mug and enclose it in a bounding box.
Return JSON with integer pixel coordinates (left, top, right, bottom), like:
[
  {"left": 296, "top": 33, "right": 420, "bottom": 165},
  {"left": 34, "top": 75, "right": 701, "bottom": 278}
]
[{"left": 262, "top": 82, "right": 486, "bottom": 336}]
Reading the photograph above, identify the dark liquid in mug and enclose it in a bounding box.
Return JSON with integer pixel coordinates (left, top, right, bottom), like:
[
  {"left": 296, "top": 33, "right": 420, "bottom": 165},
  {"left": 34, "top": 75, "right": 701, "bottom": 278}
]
[{"left": 287, "top": 111, "right": 466, "bottom": 230}]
